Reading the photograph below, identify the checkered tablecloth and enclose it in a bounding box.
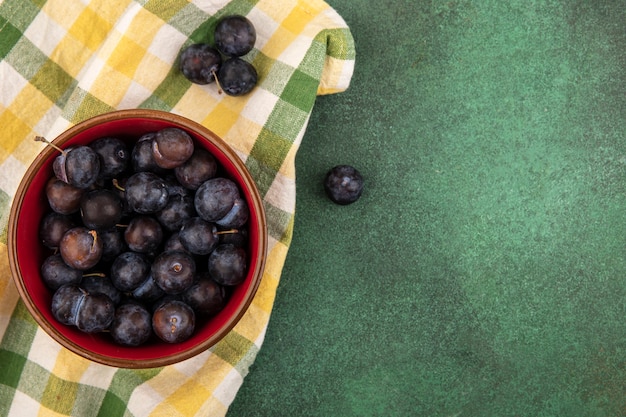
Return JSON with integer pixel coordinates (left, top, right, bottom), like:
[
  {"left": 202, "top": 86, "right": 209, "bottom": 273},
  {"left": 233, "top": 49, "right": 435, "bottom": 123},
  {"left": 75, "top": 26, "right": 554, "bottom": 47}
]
[{"left": 0, "top": 1, "right": 354, "bottom": 415}]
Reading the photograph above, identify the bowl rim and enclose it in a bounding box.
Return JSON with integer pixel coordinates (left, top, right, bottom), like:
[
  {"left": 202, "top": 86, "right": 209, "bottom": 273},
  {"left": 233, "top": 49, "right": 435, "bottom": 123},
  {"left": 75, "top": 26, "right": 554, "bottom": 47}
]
[{"left": 7, "top": 109, "right": 268, "bottom": 368}]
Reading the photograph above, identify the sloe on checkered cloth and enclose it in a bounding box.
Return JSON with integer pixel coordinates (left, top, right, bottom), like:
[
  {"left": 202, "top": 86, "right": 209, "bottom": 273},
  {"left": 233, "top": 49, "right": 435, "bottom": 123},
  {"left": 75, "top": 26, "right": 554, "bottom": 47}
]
[{"left": 0, "top": 0, "right": 354, "bottom": 416}]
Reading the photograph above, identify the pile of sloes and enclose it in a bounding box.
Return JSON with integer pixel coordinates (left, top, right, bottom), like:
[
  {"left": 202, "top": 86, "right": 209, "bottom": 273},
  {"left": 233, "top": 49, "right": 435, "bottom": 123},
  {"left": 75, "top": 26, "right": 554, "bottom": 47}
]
[
  {"left": 180, "top": 15, "right": 258, "bottom": 96},
  {"left": 38, "top": 128, "right": 250, "bottom": 346}
]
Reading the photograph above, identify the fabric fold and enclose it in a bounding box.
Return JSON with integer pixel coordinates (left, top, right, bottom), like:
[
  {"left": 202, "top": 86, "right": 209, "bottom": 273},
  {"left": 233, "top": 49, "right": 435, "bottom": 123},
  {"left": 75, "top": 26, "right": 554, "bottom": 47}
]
[{"left": 0, "top": 0, "right": 355, "bottom": 415}]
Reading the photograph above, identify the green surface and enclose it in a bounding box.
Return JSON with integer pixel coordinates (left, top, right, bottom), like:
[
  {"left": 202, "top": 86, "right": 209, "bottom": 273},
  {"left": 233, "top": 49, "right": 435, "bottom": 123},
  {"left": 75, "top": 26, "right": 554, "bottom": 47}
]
[{"left": 228, "top": 1, "right": 626, "bottom": 416}]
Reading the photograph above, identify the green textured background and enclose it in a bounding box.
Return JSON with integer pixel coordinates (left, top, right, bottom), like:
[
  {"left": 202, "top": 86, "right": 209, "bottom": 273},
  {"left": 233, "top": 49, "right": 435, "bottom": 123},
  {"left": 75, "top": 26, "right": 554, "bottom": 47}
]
[{"left": 228, "top": 1, "right": 626, "bottom": 416}]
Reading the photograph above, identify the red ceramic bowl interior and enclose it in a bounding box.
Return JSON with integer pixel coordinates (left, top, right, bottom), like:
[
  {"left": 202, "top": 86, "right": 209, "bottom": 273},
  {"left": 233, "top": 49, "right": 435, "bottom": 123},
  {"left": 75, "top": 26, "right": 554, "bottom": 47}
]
[{"left": 8, "top": 109, "right": 267, "bottom": 368}]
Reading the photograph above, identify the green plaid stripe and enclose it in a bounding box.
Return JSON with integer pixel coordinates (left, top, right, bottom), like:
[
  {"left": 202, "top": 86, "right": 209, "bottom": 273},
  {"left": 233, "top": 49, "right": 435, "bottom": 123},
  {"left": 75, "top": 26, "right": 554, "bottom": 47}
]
[
  {"left": 96, "top": 392, "right": 128, "bottom": 417},
  {"left": 0, "top": 1, "right": 41, "bottom": 31},
  {"left": 0, "top": 302, "right": 38, "bottom": 414},
  {"left": 19, "top": 360, "right": 50, "bottom": 400},
  {"left": 255, "top": 56, "right": 294, "bottom": 97},
  {"left": 99, "top": 369, "right": 163, "bottom": 417},
  {"left": 322, "top": 28, "right": 355, "bottom": 60},
  {"left": 0, "top": 362, "right": 21, "bottom": 416},
  {"left": 4, "top": 37, "right": 50, "bottom": 81},
  {"left": 32, "top": 61, "right": 76, "bottom": 106},
  {"left": 0, "top": 350, "right": 26, "bottom": 390},
  {"left": 0, "top": 18, "right": 22, "bottom": 60},
  {"left": 142, "top": 0, "right": 191, "bottom": 23},
  {"left": 42, "top": 374, "right": 82, "bottom": 414},
  {"left": 66, "top": 89, "right": 116, "bottom": 124},
  {"left": 212, "top": 331, "right": 259, "bottom": 375},
  {"left": 1, "top": 302, "right": 38, "bottom": 355}
]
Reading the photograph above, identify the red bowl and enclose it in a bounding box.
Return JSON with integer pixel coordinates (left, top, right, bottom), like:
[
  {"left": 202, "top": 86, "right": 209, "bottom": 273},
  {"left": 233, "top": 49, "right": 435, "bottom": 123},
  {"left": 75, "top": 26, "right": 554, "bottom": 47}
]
[{"left": 8, "top": 109, "right": 267, "bottom": 368}]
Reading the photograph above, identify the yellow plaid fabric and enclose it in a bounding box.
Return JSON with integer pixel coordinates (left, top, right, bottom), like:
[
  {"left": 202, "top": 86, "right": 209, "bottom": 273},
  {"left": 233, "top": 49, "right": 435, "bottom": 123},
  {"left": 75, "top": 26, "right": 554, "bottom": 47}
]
[{"left": 0, "top": 0, "right": 354, "bottom": 415}]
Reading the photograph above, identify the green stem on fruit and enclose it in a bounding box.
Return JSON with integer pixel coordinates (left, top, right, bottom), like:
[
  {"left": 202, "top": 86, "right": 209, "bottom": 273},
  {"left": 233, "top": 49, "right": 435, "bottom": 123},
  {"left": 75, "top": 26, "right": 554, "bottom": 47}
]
[
  {"left": 88, "top": 230, "right": 99, "bottom": 252},
  {"left": 216, "top": 229, "right": 239, "bottom": 235},
  {"left": 82, "top": 272, "right": 107, "bottom": 278},
  {"left": 211, "top": 69, "right": 223, "bottom": 95},
  {"left": 112, "top": 178, "right": 125, "bottom": 192},
  {"left": 172, "top": 262, "right": 183, "bottom": 273},
  {"left": 34, "top": 136, "right": 67, "bottom": 155}
]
